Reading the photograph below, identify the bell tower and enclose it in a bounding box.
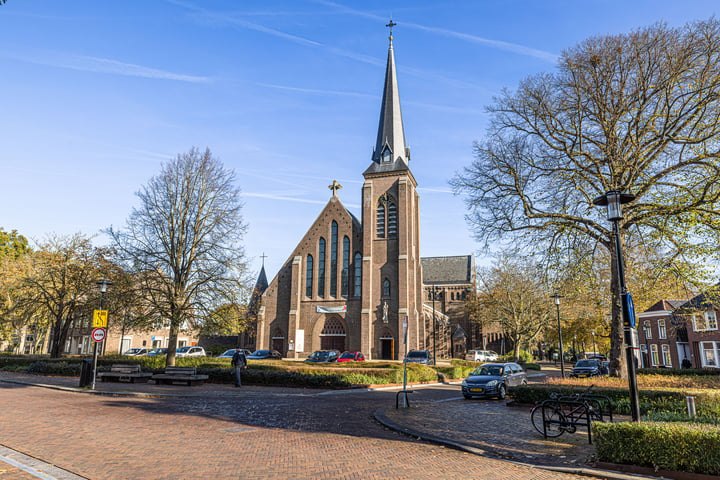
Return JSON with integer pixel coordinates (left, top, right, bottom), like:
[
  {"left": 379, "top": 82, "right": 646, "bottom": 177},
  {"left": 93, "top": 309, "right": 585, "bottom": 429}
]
[{"left": 360, "top": 22, "right": 424, "bottom": 359}]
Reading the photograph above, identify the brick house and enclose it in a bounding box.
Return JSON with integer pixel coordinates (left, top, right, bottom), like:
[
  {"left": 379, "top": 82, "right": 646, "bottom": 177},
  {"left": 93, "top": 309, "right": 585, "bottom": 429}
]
[{"left": 256, "top": 33, "right": 480, "bottom": 360}]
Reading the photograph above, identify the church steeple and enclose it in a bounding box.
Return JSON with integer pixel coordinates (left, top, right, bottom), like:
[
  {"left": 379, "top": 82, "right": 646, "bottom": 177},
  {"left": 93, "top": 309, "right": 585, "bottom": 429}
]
[{"left": 366, "top": 20, "right": 410, "bottom": 175}]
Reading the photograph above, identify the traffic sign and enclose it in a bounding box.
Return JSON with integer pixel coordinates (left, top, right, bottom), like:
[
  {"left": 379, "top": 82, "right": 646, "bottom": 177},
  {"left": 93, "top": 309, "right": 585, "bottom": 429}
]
[
  {"left": 622, "top": 292, "right": 636, "bottom": 329},
  {"left": 91, "top": 328, "right": 106, "bottom": 342},
  {"left": 93, "top": 310, "right": 108, "bottom": 328}
]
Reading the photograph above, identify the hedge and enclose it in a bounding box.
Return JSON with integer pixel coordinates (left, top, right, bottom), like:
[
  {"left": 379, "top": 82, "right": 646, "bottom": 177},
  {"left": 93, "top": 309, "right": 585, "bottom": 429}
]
[
  {"left": 509, "top": 384, "right": 720, "bottom": 419},
  {"left": 593, "top": 421, "right": 720, "bottom": 475}
]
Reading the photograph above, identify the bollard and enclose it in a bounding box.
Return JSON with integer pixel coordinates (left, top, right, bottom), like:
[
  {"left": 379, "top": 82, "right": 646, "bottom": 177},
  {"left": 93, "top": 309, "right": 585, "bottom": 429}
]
[{"left": 686, "top": 396, "right": 696, "bottom": 418}]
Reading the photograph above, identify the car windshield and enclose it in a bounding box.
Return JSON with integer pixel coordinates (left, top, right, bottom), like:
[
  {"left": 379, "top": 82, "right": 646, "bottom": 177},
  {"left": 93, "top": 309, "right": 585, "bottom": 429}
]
[
  {"left": 575, "top": 360, "right": 597, "bottom": 367},
  {"left": 473, "top": 365, "right": 503, "bottom": 376},
  {"left": 176, "top": 347, "right": 190, "bottom": 353},
  {"left": 126, "top": 349, "right": 140, "bottom": 354},
  {"left": 149, "top": 349, "right": 164, "bottom": 354},
  {"left": 339, "top": 352, "right": 355, "bottom": 359},
  {"left": 407, "top": 351, "right": 427, "bottom": 358},
  {"left": 251, "top": 350, "right": 268, "bottom": 356},
  {"left": 221, "top": 350, "right": 235, "bottom": 356},
  {"left": 310, "top": 352, "right": 330, "bottom": 359}
]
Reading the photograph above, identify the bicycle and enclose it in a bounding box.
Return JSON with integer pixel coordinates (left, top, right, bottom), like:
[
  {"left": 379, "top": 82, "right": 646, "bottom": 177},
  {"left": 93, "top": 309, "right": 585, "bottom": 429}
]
[{"left": 530, "top": 385, "right": 608, "bottom": 441}]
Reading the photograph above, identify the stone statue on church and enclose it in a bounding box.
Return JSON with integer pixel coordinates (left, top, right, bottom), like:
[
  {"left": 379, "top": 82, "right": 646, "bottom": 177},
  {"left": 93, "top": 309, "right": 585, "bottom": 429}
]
[{"left": 382, "top": 301, "right": 389, "bottom": 323}]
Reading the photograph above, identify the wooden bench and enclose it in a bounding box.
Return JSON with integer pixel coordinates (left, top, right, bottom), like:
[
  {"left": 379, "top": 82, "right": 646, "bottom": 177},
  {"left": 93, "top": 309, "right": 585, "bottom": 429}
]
[
  {"left": 97, "top": 364, "right": 153, "bottom": 383},
  {"left": 151, "top": 366, "right": 209, "bottom": 386}
]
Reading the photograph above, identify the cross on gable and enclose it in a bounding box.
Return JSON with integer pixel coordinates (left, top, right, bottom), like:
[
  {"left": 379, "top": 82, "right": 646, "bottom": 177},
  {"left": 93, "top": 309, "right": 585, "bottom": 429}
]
[{"left": 328, "top": 180, "right": 342, "bottom": 196}]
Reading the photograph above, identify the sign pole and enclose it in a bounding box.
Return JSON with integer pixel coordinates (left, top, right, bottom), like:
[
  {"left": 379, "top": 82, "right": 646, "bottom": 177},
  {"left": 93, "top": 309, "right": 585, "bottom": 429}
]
[{"left": 401, "top": 316, "right": 408, "bottom": 407}]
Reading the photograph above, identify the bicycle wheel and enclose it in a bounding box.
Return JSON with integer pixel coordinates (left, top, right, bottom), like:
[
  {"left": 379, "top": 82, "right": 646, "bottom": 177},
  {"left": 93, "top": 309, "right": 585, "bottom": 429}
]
[{"left": 531, "top": 404, "right": 566, "bottom": 437}]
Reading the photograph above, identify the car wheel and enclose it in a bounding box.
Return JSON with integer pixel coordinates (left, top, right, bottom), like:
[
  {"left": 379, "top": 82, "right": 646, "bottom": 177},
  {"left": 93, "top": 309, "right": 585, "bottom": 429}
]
[{"left": 497, "top": 384, "right": 506, "bottom": 400}]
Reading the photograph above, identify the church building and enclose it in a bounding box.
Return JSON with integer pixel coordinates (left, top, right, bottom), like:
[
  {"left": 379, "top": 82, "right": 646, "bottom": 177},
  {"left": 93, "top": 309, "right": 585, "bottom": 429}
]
[{"left": 256, "top": 27, "right": 483, "bottom": 360}]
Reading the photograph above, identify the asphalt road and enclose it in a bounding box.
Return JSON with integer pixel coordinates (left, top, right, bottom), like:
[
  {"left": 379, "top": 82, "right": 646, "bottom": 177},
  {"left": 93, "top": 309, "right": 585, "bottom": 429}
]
[{"left": 0, "top": 380, "right": 596, "bottom": 480}]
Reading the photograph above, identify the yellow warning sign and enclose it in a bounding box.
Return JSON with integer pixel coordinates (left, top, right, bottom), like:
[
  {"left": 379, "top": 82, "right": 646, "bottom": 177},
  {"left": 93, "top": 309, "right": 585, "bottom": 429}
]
[{"left": 93, "top": 310, "right": 108, "bottom": 328}]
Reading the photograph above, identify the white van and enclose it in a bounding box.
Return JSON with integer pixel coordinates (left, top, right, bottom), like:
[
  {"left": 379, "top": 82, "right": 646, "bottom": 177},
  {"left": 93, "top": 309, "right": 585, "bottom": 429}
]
[{"left": 465, "top": 350, "right": 499, "bottom": 362}]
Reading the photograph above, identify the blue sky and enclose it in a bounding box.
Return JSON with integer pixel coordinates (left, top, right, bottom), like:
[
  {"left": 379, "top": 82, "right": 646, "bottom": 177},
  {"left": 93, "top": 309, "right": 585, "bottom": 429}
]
[{"left": 1, "top": 1, "right": 718, "bottom": 280}]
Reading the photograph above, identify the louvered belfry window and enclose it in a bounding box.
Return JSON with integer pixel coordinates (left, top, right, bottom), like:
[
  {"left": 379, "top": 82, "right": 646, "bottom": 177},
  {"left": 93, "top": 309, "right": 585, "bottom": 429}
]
[{"left": 377, "top": 192, "right": 397, "bottom": 239}]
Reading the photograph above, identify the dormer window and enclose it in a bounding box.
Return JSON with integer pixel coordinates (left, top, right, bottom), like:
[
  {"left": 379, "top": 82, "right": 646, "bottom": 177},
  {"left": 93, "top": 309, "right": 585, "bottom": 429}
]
[{"left": 381, "top": 146, "right": 392, "bottom": 163}]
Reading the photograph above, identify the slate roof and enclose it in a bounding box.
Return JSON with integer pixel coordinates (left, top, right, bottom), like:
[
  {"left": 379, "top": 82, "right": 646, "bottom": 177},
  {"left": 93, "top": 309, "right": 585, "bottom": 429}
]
[{"left": 421, "top": 255, "right": 474, "bottom": 285}]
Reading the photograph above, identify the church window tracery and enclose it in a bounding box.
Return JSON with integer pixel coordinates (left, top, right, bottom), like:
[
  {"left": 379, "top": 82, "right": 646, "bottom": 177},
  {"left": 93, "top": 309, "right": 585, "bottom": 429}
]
[
  {"left": 330, "top": 222, "right": 338, "bottom": 297},
  {"left": 318, "top": 238, "right": 326, "bottom": 298},
  {"left": 341, "top": 236, "right": 350, "bottom": 297},
  {"left": 305, "top": 255, "right": 313, "bottom": 297},
  {"left": 353, "top": 252, "right": 362, "bottom": 296}
]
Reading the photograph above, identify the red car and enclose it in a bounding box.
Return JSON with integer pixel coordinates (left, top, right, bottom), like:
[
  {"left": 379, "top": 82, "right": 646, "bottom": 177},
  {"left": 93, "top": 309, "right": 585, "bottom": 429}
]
[{"left": 337, "top": 351, "right": 365, "bottom": 362}]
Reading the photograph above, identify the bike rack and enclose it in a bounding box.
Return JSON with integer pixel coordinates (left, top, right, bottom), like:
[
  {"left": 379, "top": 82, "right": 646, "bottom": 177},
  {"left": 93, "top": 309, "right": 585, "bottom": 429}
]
[
  {"left": 540, "top": 399, "right": 597, "bottom": 444},
  {"left": 395, "top": 389, "right": 414, "bottom": 408}
]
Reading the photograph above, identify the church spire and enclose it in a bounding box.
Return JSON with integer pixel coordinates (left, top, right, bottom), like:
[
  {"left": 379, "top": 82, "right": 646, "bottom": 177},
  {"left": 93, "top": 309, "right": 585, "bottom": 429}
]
[{"left": 367, "top": 20, "right": 409, "bottom": 173}]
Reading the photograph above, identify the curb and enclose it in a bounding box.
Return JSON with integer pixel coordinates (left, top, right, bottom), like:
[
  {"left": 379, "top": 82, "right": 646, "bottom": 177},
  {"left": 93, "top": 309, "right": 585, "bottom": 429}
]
[{"left": 373, "top": 406, "right": 664, "bottom": 480}]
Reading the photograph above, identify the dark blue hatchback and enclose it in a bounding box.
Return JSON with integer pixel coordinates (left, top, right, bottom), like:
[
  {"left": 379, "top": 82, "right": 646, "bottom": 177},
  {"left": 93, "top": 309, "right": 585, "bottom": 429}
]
[{"left": 461, "top": 362, "right": 527, "bottom": 399}]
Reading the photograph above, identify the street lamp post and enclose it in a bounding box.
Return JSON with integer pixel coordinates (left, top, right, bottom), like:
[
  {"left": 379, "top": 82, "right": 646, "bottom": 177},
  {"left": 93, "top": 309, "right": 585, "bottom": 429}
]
[
  {"left": 92, "top": 279, "right": 112, "bottom": 390},
  {"left": 431, "top": 286, "right": 440, "bottom": 365},
  {"left": 550, "top": 293, "right": 565, "bottom": 378},
  {"left": 593, "top": 190, "right": 641, "bottom": 422}
]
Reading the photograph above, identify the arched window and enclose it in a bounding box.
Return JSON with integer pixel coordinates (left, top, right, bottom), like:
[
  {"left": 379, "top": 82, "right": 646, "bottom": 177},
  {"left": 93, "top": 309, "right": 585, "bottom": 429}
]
[
  {"left": 381, "top": 146, "right": 392, "bottom": 163},
  {"left": 330, "top": 222, "right": 338, "bottom": 297},
  {"left": 383, "top": 278, "right": 391, "bottom": 297},
  {"left": 353, "top": 252, "right": 362, "bottom": 296},
  {"left": 305, "top": 255, "right": 313, "bottom": 297},
  {"left": 318, "top": 237, "right": 326, "bottom": 298},
  {"left": 451, "top": 292, "right": 455, "bottom": 301},
  {"left": 341, "top": 236, "right": 350, "bottom": 298},
  {"left": 377, "top": 192, "right": 397, "bottom": 239}
]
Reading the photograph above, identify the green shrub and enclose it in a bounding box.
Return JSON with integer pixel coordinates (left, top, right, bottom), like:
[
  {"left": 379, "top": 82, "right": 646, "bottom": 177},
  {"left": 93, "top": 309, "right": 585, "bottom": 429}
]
[
  {"left": 500, "top": 350, "right": 533, "bottom": 363},
  {"left": 434, "top": 365, "right": 475, "bottom": 381},
  {"left": 593, "top": 421, "right": 720, "bottom": 475}
]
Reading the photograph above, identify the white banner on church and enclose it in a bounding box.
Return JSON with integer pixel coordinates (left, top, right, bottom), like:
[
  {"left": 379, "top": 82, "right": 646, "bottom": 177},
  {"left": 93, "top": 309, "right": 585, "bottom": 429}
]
[
  {"left": 295, "top": 330, "right": 304, "bottom": 352},
  {"left": 316, "top": 305, "right": 347, "bottom": 313}
]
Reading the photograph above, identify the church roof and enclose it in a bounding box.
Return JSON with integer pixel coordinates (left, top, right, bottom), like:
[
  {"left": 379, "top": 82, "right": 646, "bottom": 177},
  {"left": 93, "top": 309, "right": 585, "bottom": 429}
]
[
  {"left": 421, "top": 255, "right": 474, "bottom": 285},
  {"left": 365, "top": 28, "right": 410, "bottom": 176},
  {"left": 248, "top": 264, "right": 268, "bottom": 316}
]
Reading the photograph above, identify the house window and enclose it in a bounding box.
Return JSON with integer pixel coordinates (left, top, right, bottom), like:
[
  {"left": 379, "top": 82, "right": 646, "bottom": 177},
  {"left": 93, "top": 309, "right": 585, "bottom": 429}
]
[
  {"left": 643, "top": 322, "right": 652, "bottom": 339},
  {"left": 341, "top": 236, "right": 350, "bottom": 298},
  {"left": 353, "top": 252, "right": 362, "bottom": 296},
  {"left": 383, "top": 279, "right": 391, "bottom": 297},
  {"left": 658, "top": 319, "right": 667, "bottom": 339},
  {"left": 694, "top": 311, "right": 719, "bottom": 331},
  {"left": 661, "top": 344, "right": 672, "bottom": 367},
  {"left": 330, "top": 222, "right": 338, "bottom": 297},
  {"left": 650, "top": 344, "right": 659, "bottom": 366},
  {"left": 318, "top": 238, "right": 326, "bottom": 298},
  {"left": 701, "top": 342, "right": 718, "bottom": 367},
  {"left": 305, "top": 255, "right": 313, "bottom": 298}
]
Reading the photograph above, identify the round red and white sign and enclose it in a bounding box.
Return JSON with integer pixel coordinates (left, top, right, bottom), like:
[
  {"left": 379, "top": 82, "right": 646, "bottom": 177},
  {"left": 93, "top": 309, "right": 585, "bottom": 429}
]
[{"left": 91, "top": 328, "right": 106, "bottom": 342}]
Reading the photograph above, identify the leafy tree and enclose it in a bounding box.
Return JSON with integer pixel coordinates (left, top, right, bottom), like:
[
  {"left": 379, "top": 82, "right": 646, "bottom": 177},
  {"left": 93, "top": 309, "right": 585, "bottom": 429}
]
[
  {"left": 452, "top": 19, "right": 720, "bottom": 377},
  {"left": 0, "top": 228, "right": 30, "bottom": 260},
  {"left": 18, "top": 234, "right": 110, "bottom": 357},
  {"left": 108, "top": 147, "right": 249, "bottom": 367},
  {"left": 476, "top": 256, "right": 552, "bottom": 361}
]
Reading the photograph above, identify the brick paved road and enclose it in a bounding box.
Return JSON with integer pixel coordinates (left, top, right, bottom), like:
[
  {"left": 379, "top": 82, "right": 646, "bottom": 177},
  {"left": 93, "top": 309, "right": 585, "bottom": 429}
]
[{"left": 0, "top": 381, "right": 592, "bottom": 480}]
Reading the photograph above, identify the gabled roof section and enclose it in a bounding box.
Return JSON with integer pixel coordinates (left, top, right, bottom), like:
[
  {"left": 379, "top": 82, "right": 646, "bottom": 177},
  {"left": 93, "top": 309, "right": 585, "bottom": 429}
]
[
  {"left": 678, "top": 285, "right": 720, "bottom": 311},
  {"left": 365, "top": 31, "right": 410, "bottom": 176},
  {"left": 643, "top": 299, "right": 687, "bottom": 313},
  {"left": 421, "top": 255, "right": 474, "bottom": 285}
]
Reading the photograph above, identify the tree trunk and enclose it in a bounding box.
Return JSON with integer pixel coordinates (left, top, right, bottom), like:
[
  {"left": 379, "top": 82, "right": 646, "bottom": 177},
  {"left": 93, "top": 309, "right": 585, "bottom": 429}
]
[{"left": 166, "top": 320, "right": 180, "bottom": 367}]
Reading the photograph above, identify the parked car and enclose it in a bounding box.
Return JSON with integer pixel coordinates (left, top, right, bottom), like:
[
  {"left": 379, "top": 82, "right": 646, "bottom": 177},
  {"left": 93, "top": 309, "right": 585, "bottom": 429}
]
[
  {"left": 570, "top": 359, "right": 603, "bottom": 378},
  {"left": 304, "top": 350, "right": 340, "bottom": 363},
  {"left": 337, "top": 351, "right": 365, "bottom": 362},
  {"left": 217, "top": 348, "right": 253, "bottom": 358},
  {"left": 175, "top": 346, "right": 206, "bottom": 357},
  {"left": 461, "top": 362, "right": 527, "bottom": 400},
  {"left": 123, "top": 348, "right": 149, "bottom": 356},
  {"left": 146, "top": 348, "right": 167, "bottom": 357},
  {"left": 247, "top": 349, "right": 282, "bottom": 360},
  {"left": 404, "top": 349, "right": 433, "bottom": 365},
  {"left": 464, "top": 349, "right": 499, "bottom": 362}
]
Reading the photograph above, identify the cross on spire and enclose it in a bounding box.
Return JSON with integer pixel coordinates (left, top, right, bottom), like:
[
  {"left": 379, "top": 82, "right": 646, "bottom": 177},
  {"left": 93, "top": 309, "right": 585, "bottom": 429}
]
[
  {"left": 328, "top": 180, "right": 342, "bottom": 196},
  {"left": 386, "top": 19, "right": 396, "bottom": 40},
  {"left": 260, "top": 252, "right": 267, "bottom": 267}
]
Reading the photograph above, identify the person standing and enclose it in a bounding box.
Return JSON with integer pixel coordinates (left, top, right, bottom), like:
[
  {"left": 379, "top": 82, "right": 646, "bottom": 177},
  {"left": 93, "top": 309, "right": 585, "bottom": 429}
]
[{"left": 231, "top": 347, "right": 247, "bottom": 387}]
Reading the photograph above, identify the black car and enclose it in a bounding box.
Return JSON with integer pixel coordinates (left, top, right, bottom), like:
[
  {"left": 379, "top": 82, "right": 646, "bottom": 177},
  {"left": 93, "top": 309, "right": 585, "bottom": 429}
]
[
  {"left": 404, "top": 349, "right": 433, "bottom": 365},
  {"left": 570, "top": 359, "right": 602, "bottom": 378},
  {"left": 304, "top": 350, "right": 340, "bottom": 363},
  {"left": 461, "top": 362, "right": 527, "bottom": 399},
  {"left": 247, "top": 349, "right": 282, "bottom": 360}
]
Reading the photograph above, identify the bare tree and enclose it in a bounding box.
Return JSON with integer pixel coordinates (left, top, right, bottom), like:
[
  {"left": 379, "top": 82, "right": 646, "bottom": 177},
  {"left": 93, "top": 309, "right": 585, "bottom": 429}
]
[
  {"left": 452, "top": 19, "right": 720, "bottom": 377},
  {"left": 108, "top": 147, "right": 248, "bottom": 367}
]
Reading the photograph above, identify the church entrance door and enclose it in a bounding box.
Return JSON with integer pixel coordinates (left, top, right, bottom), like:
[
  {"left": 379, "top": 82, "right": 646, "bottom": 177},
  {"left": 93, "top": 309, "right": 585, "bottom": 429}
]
[
  {"left": 381, "top": 338, "right": 394, "bottom": 360},
  {"left": 320, "top": 316, "right": 346, "bottom": 352}
]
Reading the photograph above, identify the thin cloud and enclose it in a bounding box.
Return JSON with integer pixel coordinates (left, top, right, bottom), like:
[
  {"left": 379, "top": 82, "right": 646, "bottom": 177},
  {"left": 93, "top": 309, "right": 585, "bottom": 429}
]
[
  {"left": 258, "top": 83, "right": 374, "bottom": 99},
  {"left": 4, "top": 51, "right": 210, "bottom": 83},
  {"left": 242, "top": 191, "right": 360, "bottom": 209},
  {"left": 312, "top": 0, "right": 559, "bottom": 63}
]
